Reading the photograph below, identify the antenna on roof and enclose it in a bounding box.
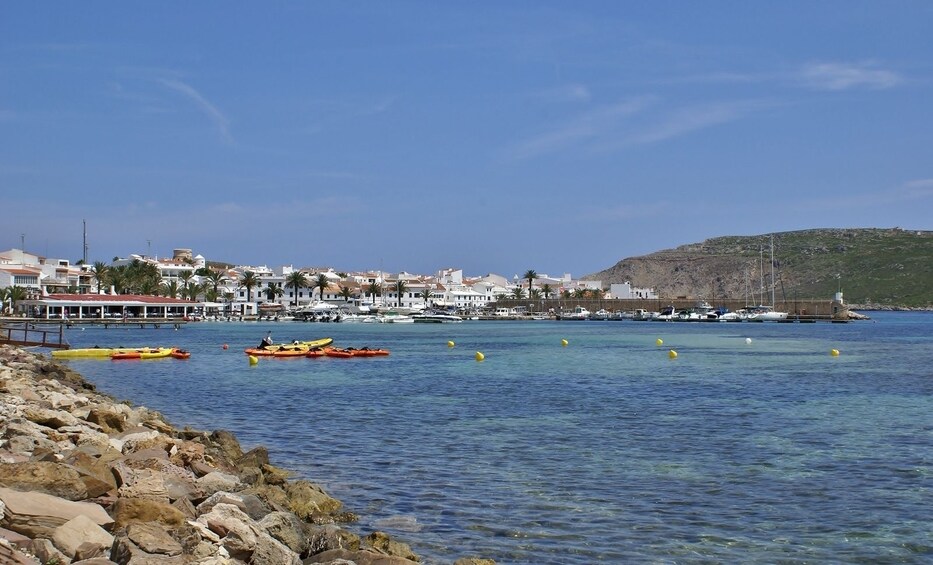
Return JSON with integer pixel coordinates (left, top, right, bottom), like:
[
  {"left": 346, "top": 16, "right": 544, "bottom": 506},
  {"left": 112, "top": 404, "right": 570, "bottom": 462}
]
[{"left": 83, "top": 220, "right": 88, "bottom": 264}]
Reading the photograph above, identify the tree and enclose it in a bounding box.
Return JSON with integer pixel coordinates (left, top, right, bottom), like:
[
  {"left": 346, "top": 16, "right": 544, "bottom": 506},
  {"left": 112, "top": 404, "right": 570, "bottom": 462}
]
[
  {"left": 339, "top": 285, "right": 354, "bottom": 303},
  {"left": 178, "top": 271, "right": 194, "bottom": 299},
  {"left": 511, "top": 287, "right": 526, "bottom": 299},
  {"left": 314, "top": 274, "right": 330, "bottom": 302},
  {"left": 523, "top": 270, "right": 537, "bottom": 297},
  {"left": 573, "top": 288, "right": 588, "bottom": 299},
  {"left": 202, "top": 270, "right": 227, "bottom": 297},
  {"left": 541, "top": 284, "right": 553, "bottom": 300},
  {"left": 395, "top": 280, "right": 407, "bottom": 307},
  {"left": 162, "top": 280, "right": 180, "bottom": 298},
  {"left": 186, "top": 281, "right": 205, "bottom": 301},
  {"left": 530, "top": 288, "right": 542, "bottom": 300},
  {"left": 285, "top": 271, "right": 309, "bottom": 306},
  {"left": 90, "top": 261, "right": 110, "bottom": 294},
  {"left": 366, "top": 282, "right": 381, "bottom": 305},
  {"left": 5, "top": 286, "right": 28, "bottom": 314},
  {"left": 420, "top": 286, "right": 433, "bottom": 307},
  {"left": 239, "top": 271, "right": 259, "bottom": 302},
  {"left": 561, "top": 289, "right": 572, "bottom": 299}
]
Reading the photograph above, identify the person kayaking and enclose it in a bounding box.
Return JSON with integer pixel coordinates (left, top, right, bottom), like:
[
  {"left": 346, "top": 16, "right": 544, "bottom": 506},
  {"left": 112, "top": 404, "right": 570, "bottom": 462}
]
[{"left": 258, "top": 331, "right": 273, "bottom": 349}]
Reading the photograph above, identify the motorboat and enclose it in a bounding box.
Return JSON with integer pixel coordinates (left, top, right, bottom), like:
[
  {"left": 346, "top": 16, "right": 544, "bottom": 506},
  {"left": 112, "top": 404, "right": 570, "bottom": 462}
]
[{"left": 412, "top": 310, "right": 463, "bottom": 323}]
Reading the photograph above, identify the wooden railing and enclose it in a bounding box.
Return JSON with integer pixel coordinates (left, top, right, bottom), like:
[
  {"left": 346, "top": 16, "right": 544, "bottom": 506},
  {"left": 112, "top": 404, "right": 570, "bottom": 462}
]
[{"left": 0, "top": 323, "right": 68, "bottom": 349}]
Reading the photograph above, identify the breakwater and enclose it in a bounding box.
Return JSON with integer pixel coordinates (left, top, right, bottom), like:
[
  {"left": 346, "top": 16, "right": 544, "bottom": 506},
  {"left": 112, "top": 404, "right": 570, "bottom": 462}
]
[{"left": 0, "top": 345, "right": 493, "bottom": 564}]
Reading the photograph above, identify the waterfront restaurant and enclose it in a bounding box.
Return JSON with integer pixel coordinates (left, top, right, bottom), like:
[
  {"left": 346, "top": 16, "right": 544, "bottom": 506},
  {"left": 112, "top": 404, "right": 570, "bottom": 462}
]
[{"left": 19, "top": 293, "right": 200, "bottom": 320}]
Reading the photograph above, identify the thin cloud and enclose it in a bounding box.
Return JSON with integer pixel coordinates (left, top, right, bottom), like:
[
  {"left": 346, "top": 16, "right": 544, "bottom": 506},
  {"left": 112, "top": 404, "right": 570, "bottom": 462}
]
[
  {"left": 532, "top": 84, "right": 592, "bottom": 104},
  {"left": 158, "top": 78, "right": 232, "bottom": 143},
  {"left": 799, "top": 61, "right": 902, "bottom": 91},
  {"left": 628, "top": 101, "right": 757, "bottom": 145},
  {"left": 506, "top": 97, "right": 651, "bottom": 159}
]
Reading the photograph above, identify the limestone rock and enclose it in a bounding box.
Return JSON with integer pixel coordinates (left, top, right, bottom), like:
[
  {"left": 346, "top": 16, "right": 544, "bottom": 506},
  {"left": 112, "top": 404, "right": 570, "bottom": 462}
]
[
  {"left": 305, "top": 548, "right": 420, "bottom": 564},
  {"left": 0, "top": 487, "right": 113, "bottom": 538},
  {"left": 110, "top": 498, "right": 186, "bottom": 530},
  {"left": 0, "top": 461, "right": 89, "bottom": 501},
  {"left": 51, "top": 514, "right": 115, "bottom": 559},
  {"left": 285, "top": 480, "right": 342, "bottom": 520},
  {"left": 27, "top": 538, "right": 70, "bottom": 565},
  {"left": 126, "top": 522, "right": 183, "bottom": 556},
  {"left": 196, "top": 471, "right": 242, "bottom": 497},
  {"left": 364, "top": 531, "right": 419, "bottom": 562},
  {"left": 306, "top": 524, "right": 361, "bottom": 555},
  {"left": 257, "top": 511, "right": 309, "bottom": 556}
]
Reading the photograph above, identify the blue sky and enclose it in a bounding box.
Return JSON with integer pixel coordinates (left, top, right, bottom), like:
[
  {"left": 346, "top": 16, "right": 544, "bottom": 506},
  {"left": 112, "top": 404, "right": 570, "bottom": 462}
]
[{"left": 2, "top": 2, "right": 931, "bottom": 278}]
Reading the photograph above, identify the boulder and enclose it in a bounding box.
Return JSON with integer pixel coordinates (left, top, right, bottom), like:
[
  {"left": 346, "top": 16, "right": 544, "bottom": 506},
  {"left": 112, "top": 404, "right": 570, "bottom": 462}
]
[
  {"left": 196, "top": 471, "right": 242, "bottom": 497},
  {"left": 306, "top": 524, "right": 361, "bottom": 555},
  {"left": 86, "top": 406, "right": 128, "bottom": 434},
  {"left": 196, "top": 492, "right": 271, "bottom": 521},
  {"left": 304, "top": 548, "right": 420, "bottom": 564},
  {"left": 26, "top": 538, "right": 70, "bottom": 565},
  {"left": 258, "top": 511, "right": 309, "bottom": 556},
  {"left": 51, "top": 514, "right": 115, "bottom": 559},
  {"left": 126, "top": 522, "right": 183, "bottom": 556},
  {"left": 364, "top": 531, "right": 419, "bottom": 562},
  {"left": 109, "top": 498, "right": 186, "bottom": 530},
  {"left": 284, "top": 480, "right": 342, "bottom": 520},
  {"left": 0, "top": 487, "right": 113, "bottom": 538},
  {"left": 0, "top": 461, "right": 89, "bottom": 501}
]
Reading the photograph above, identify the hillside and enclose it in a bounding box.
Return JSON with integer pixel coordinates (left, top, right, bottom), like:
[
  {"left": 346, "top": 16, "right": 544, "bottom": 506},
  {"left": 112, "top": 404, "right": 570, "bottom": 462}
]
[{"left": 586, "top": 228, "right": 933, "bottom": 308}]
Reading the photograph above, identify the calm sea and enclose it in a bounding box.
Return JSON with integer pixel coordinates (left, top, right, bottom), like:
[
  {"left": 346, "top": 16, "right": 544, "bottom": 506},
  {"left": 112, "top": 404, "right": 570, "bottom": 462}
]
[{"left": 53, "top": 313, "right": 932, "bottom": 564}]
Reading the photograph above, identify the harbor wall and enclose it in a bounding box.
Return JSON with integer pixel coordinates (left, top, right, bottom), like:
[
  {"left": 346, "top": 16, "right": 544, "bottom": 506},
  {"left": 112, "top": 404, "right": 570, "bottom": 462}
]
[{"left": 492, "top": 298, "right": 846, "bottom": 319}]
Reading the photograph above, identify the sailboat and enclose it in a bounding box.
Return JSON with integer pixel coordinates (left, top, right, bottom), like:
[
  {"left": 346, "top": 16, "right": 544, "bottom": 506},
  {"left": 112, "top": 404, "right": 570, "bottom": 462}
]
[{"left": 746, "top": 235, "right": 788, "bottom": 321}]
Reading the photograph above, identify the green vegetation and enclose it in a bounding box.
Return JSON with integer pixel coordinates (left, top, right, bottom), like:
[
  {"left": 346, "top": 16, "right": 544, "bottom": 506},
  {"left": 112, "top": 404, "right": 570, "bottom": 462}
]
[{"left": 589, "top": 228, "right": 933, "bottom": 308}]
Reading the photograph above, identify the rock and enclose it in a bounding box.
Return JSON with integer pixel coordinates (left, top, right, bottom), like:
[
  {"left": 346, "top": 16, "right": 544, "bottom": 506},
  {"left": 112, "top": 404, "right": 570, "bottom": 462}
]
[
  {"left": 0, "top": 461, "right": 89, "bottom": 501},
  {"left": 0, "top": 539, "right": 38, "bottom": 565},
  {"left": 86, "top": 406, "right": 128, "bottom": 434},
  {"left": 453, "top": 559, "right": 497, "bottom": 565},
  {"left": 51, "top": 514, "right": 115, "bottom": 559},
  {"left": 21, "top": 406, "right": 82, "bottom": 429},
  {"left": 306, "top": 524, "right": 361, "bottom": 555},
  {"left": 364, "top": 531, "right": 419, "bottom": 562},
  {"left": 110, "top": 498, "right": 186, "bottom": 530},
  {"left": 126, "top": 522, "right": 183, "bottom": 556},
  {"left": 258, "top": 511, "right": 309, "bottom": 556},
  {"left": 304, "top": 548, "right": 420, "bottom": 564},
  {"left": 196, "top": 503, "right": 257, "bottom": 560},
  {"left": 196, "top": 471, "right": 242, "bottom": 497},
  {"left": 284, "top": 480, "right": 342, "bottom": 520},
  {"left": 0, "top": 487, "right": 113, "bottom": 538},
  {"left": 26, "top": 538, "right": 70, "bottom": 565},
  {"left": 196, "top": 492, "right": 271, "bottom": 521}
]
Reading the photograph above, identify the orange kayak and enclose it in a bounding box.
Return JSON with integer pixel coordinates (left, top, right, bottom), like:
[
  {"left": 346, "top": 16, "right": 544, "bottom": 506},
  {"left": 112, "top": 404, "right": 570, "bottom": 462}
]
[{"left": 171, "top": 349, "right": 191, "bottom": 359}]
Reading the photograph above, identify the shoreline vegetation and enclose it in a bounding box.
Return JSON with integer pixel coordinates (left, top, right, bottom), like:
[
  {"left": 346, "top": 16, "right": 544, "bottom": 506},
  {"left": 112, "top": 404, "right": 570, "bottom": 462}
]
[{"left": 0, "top": 344, "right": 494, "bottom": 565}]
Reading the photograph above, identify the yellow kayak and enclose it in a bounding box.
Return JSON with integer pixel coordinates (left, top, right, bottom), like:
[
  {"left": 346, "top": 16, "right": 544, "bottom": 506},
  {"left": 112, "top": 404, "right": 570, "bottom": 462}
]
[
  {"left": 53, "top": 347, "right": 148, "bottom": 359},
  {"left": 110, "top": 348, "right": 174, "bottom": 360},
  {"left": 299, "top": 337, "right": 334, "bottom": 348}
]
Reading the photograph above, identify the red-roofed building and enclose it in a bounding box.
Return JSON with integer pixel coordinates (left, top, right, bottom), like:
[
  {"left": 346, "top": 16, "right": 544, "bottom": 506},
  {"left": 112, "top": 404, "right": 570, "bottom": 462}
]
[{"left": 19, "top": 293, "right": 200, "bottom": 320}]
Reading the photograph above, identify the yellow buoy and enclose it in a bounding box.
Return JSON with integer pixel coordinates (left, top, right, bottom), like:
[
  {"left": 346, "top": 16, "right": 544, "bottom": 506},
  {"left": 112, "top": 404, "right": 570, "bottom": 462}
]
[
  {"left": 668, "top": 349, "right": 678, "bottom": 359},
  {"left": 656, "top": 338, "right": 663, "bottom": 346},
  {"left": 475, "top": 351, "right": 485, "bottom": 361},
  {"left": 248, "top": 355, "right": 259, "bottom": 365},
  {"left": 447, "top": 340, "right": 455, "bottom": 348},
  {"left": 831, "top": 349, "right": 840, "bottom": 357},
  {"left": 561, "top": 339, "right": 568, "bottom": 347}
]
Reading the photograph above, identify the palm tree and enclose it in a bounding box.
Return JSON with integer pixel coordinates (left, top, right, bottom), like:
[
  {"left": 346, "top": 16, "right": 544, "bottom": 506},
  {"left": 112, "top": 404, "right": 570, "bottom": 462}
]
[
  {"left": 239, "top": 271, "right": 259, "bottom": 303},
  {"left": 541, "top": 284, "right": 553, "bottom": 300},
  {"left": 511, "top": 287, "right": 526, "bottom": 299},
  {"left": 366, "top": 282, "right": 381, "bottom": 305},
  {"left": 90, "top": 261, "right": 109, "bottom": 293},
  {"left": 523, "top": 269, "right": 537, "bottom": 297},
  {"left": 285, "top": 271, "right": 309, "bottom": 306},
  {"left": 178, "top": 271, "right": 194, "bottom": 299},
  {"left": 6, "top": 286, "right": 28, "bottom": 314},
  {"left": 395, "top": 280, "right": 408, "bottom": 307},
  {"left": 561, "top": 289, "right": 572, "bottom": 299},
  {"left": 314, "top": 274, "right": 330, "bottom": 302},
  {"left": 186, "top": 281, "right": 205, "bottom": 301},
  {"left": 338, "top": 285, "right": 354, "bottom": 303},
  {"left": 530, "top": 288, "right": 542, "bottom": 300},
  {"left": 162, "top": 280, "right": 180, "bottom": 298},
  {"left": 202, "top": 270, "right": 227, "bottom": 297},
  {"left": 420, "top": 286, "right": 432, "bottom": 308},
  {"left": 574, "top": 288, "right": 588, "bottom": 299}
]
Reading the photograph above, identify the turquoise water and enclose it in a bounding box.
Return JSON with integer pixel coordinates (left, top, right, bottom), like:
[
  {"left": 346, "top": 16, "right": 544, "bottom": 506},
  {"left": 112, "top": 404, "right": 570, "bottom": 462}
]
[{"left": 55, "top": 313, "right": 933, "bottom": 563}]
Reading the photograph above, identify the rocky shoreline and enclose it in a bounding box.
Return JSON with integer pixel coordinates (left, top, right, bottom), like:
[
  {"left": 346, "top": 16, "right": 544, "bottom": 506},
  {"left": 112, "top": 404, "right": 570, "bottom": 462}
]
[{"left": 0, "top": 345, "right": 493, "bottom": 565}]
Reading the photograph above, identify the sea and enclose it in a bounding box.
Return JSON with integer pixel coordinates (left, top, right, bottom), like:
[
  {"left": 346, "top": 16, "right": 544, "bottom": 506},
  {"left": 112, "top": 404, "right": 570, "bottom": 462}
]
[{"left": 51, "top": 312, "right": 932, "bottom": 564}]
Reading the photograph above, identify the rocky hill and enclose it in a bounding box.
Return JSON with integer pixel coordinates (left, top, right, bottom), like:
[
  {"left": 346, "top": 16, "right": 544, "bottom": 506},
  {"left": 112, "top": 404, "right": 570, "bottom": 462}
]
[{"left": 586, "top": 228, "right": 933, "bottom": 308}]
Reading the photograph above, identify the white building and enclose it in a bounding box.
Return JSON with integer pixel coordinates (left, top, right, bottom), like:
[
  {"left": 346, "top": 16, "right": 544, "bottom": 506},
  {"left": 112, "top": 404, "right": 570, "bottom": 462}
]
[{"left": 609, "top": 281, "right": 658, "bottom": 300}]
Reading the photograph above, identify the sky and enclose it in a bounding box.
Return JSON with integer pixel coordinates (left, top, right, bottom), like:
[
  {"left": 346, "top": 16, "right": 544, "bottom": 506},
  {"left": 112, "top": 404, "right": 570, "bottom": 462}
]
[{"left": 2, "top": 2, "right": 932, "bottom": 278}]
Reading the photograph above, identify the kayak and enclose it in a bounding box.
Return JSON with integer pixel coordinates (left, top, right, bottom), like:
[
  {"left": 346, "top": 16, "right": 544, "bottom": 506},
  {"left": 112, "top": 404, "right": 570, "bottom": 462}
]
[
  {"left": 298, "top": 337, "right": 334, "bottom": 349},
  {"left": 305, "top": 348, "right": 329, "bottom": 358},
  {"left": 111, "top": 348, "right": 174, "bottom": 360},
  {"left": 53, "top": 347, "right": 147, "bottom": 359},
  {"left": 324, "top": 348, "right": 354, "bottom": 358},
  {"left": 350, "top": 348, "right": 390, "bottom": 357},
  {"left": 170, "top": 349, "right": 191, "bottom": 359},
  {"left": 244, "top": 345, "right": 310, "bottom": 357}
]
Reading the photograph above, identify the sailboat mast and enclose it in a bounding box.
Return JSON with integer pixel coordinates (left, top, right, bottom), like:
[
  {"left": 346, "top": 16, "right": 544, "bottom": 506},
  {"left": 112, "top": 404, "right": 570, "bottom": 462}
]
[{"left": 770, "top": 235, "right": 775, "bottom": 307}]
